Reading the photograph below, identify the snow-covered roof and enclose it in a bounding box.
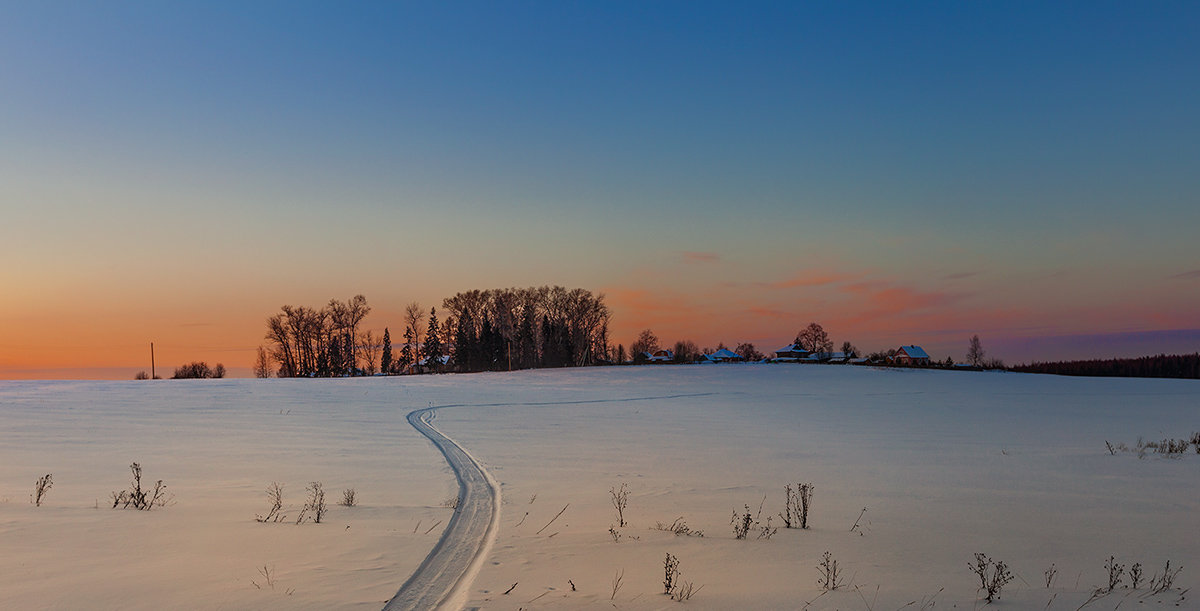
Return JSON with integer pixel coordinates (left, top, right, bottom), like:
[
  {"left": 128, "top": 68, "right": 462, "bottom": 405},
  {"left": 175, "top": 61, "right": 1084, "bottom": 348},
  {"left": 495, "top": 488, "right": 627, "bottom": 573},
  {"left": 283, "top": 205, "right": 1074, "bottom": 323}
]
[
  {"left": 898, "top": 345, "right": 930, "bottom": 359},
  {"left": 775, "top": 343, "right": 808, "bottom": 354},
  {"left": 710, "top": 348, "right": 741, "bottom": 359}
]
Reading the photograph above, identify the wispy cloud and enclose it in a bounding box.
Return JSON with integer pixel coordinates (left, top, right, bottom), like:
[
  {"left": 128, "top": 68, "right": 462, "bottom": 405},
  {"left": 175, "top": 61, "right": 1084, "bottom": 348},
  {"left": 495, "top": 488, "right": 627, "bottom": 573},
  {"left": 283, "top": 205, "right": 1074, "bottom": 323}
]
[
  {"left": 943, "top": 271, "right": 980, "bottom": 281},
  {"left": 1171, "top": 269, "right": 1200, "bottom": 280},
  {"left": 681, "top": 251, "right": 720, "bottom": 264},
  {"left": 771, "top": 270, "right": 855, "bottom": 289}
]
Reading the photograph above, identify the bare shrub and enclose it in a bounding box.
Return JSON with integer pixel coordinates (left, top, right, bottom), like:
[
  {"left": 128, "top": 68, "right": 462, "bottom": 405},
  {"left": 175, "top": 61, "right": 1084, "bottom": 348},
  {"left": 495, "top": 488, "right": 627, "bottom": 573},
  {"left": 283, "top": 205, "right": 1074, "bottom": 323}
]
[
  {"left": 1044, "top": 563, "right": 1058, "bottom": 588},
  {"left": 672, "top": 580, "right": 702, "bottom": 601},
  {"left": 850, "top": 506, "right": 868, "bottom": 535},
  {"left": 1148, "top": 560, "right": 1183, "bottom": 594},
  {"left": 731, "top": 504, "right": 754, "bottom": 539},
  {"left": 256, "top": 482, "right": 287, "bottom": 523},
  {"left": 663, "top": 553, "right": 680, "bottom": 595},
  {"left": 611, "top": 568, "right": 624, "bottom": 600},
  {"left": 653, "top": 517, "right": 703, "bottom": 537},
  {"left": 780, "top": 484, "right": 797, "bottom": 528},
  {"left": 134, "top": 371, "right": 149, "bottom": 380},
  {"left": 610, "top": 482, "right": 629, "bottom": 527},
  {"left": 340, "top": 488, "right": 356, "bottom": 507},
  {"left": 33, "top": 473, "right": 52, "bottom": 507},
  {"left": 112, "top": 462, "right": 169, "bottom": 510},
  {"left": 817, "top": 551, "right": 844, "bottom": 591},
  {"left": 797, "top": 483, "right": 813, "bottom": 529},
  {"left": 968, "top": 553, "right": 1014, "bottom": 603},
  {"left": 250, "top": 564, "right": 293, "bottom": 595},
  {"left": 296, "top": 482, "right": 326, "bottom": 524},
  {"left": 1104, "top": 555, "right": 1125, "bottom": 592},
  {"left": 731, "top": 497, "right": 773, "bottom": 540},
  {"left": 758, "top": 516, "right": 778, "bottom": 540},
  {"left": 1130, "top": 562, "right": 1143, "bottom": 589}
]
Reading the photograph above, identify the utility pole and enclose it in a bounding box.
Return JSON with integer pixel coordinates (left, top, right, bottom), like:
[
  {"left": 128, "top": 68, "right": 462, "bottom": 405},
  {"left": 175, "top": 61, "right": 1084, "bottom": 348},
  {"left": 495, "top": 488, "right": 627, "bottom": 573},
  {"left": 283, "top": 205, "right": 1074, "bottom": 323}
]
[{"left": 151, "top": 342, "right": 155, "bottom": 380}]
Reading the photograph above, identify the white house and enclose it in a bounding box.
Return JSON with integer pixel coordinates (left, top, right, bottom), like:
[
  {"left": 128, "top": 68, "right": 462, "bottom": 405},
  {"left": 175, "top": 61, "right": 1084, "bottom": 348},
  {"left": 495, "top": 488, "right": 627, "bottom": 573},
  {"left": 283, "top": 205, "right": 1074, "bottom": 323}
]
[{"left": 708, "top": 348, "right": 743, "bottom": 363}]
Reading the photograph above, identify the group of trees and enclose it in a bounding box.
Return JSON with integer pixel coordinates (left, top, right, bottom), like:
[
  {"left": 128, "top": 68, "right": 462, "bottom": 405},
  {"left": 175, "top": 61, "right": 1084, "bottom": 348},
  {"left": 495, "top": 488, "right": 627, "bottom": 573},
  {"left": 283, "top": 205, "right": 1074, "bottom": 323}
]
[
  {"left": 170, "top": 362, "right": 226, "bottom": 379},
  {"left": 619, "top": 322, "right": 855, "bottom": 365},
  {"left": 263, "top": 295, "right": 374, "bottom": 378},
  {"left": 1012, "top": 353, "right": 1200, "bottom": 379},
  {"left": 442, "top": 286, "right": 611, "bottom": 372},
  {"left": 259, "top": 287, "right": 611, "bottom": 377}
]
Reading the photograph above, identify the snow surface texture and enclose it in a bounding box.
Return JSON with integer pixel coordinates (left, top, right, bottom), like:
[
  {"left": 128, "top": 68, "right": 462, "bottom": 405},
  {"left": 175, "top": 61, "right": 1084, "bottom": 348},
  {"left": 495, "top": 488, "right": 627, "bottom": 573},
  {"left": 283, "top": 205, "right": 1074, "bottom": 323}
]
[{"left": 1, "top": 366, "right": 1197, "bottom": 610}]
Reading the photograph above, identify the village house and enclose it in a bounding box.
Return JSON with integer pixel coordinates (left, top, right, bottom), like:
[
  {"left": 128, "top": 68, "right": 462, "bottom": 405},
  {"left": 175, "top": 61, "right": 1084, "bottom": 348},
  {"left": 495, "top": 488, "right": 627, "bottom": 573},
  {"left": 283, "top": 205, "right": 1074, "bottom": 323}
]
[
  {"left": 891, "top": 345, "right": 930, "bottom": 366},
  {"left": 648, "top": 349, "right": 675, "bottom": 363},
  {"left": 707, "top": 348, "right": 743, "bottom": 363},
  {"left": 772, "top": 343, "right": 810, "bottom": 361}
]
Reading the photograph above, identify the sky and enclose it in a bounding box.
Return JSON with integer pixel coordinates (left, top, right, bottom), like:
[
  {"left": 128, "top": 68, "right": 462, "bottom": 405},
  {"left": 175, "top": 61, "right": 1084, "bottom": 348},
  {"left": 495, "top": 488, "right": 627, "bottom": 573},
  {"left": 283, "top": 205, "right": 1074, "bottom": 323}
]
[{"left": 2, "top": 2, "right": 1199, "bottom": 378}]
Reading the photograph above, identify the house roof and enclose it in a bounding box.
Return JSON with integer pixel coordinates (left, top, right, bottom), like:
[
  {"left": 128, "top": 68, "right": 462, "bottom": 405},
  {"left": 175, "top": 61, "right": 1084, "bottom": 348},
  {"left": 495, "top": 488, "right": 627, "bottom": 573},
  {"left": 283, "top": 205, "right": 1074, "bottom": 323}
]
[
  {"left": 775, "top": 343, "right": 808, "bottom": 353},
  {"left": 898, "top": 345, "right": 930, "bottom": 359},
  {"left": 710, "top": 348, "right": 741, "bottom": 359}
]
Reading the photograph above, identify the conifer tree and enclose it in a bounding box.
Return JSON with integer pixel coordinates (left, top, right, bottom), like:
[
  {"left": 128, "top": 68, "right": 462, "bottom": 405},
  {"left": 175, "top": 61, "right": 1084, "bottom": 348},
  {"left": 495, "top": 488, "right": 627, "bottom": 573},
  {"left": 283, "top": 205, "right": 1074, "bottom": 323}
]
[
  {"left": 453, "top": 310, "right": 476, "bottom": 372},
  {"left": 399, "top": 327, "right": 414, "bottom": 373},
  {"left": 423, "top": 307, "right": 442, "bottom": 370},
  {"left": 381, "top": 327, "right": 392, "bottom": 374}
]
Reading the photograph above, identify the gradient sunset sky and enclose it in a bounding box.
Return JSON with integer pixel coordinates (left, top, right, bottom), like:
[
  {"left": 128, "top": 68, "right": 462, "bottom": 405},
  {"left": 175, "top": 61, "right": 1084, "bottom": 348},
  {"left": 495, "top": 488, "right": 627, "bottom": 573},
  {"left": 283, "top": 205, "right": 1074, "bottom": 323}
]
[{"left": 3, "top": 2, "right": 1199, "bottom": 378}]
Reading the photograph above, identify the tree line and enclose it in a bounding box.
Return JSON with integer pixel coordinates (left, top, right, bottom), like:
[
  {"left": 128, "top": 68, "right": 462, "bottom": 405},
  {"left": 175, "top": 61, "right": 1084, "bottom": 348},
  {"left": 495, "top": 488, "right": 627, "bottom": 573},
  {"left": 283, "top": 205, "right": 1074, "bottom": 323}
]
[
  {"left": 259, "top": 287, "right": 610, "bottom": 377},
  {"left": 1011, "top": 353, "right": 1200, "bottom": 379},
  {"left": 618, "top": 322, "right": 860, "bottom": 364}
]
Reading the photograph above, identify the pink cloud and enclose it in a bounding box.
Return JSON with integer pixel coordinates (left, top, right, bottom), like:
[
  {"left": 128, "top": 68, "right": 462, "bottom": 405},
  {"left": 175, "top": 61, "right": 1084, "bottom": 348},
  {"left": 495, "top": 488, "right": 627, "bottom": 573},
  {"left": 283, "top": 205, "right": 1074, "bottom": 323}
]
[
  {"left": 771, "top": 270, "right": 856, "bottom": 289},
  {"left": 681, "top": 251, "right": 720, "bottom": 264}
]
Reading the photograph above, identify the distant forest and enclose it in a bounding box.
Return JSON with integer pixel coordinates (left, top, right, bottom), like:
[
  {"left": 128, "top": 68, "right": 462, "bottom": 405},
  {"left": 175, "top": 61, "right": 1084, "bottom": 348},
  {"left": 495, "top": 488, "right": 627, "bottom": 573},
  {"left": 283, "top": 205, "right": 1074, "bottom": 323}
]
[
  {"left": 260, "top": 286, "right": 609, "bottom": 378},
  {"left": 1011, "top": 353, "right": 1200, "bottom": 379}
]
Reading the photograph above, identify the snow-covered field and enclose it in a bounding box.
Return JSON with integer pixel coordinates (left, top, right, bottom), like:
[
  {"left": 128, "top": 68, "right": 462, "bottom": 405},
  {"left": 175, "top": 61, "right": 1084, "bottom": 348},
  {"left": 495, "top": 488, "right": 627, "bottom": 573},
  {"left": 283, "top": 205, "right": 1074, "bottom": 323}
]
[{"left": 1, "top": 366, "right": 1197, "bottom": 610}]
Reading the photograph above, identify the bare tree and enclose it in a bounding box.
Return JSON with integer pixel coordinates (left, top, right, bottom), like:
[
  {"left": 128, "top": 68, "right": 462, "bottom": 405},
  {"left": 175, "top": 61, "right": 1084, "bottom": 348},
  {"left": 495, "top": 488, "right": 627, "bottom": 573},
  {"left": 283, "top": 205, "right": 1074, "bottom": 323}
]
[
  {"left": 796, "top": 322, "right": 833, "bottom": 354},
  {"left": 358, "top": 330, "right": 380, "bottom": 375},
  {"left": 404, "top": 302, "right": 425, "bottom": 365},
  {"left": 735, "top": 342, "right": 763, "bottom": 361},
  {"left": 630, "top": 329, "right": 659, "bottom": 362},
  {"left": 673, "top": 340, "right": 700, "bottom": 363},
  {"left": 967, "top": 334, "right": 985, "bottom": 367},
  {"left": 840, "top": 341, "right": 858, "bottom": 358},
  {"left": 253, "top": 346, "right": 273, "bottom": 378}
]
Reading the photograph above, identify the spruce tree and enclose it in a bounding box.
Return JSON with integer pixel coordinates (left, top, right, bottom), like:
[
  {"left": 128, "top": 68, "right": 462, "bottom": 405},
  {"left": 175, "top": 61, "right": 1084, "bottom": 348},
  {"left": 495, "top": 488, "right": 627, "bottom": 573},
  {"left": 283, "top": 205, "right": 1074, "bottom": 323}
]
[
  {"left": 423, "top": 307, "right": 442, "bottom": 371},
  {"left": 381, "top": 327, "right": 392, "bottom": 374},
  {"left": 399, "top": 327, "right": 414, "bottom": 373},
  {"left": 453, "top": 310, "right": 476, "bottom": 372}
]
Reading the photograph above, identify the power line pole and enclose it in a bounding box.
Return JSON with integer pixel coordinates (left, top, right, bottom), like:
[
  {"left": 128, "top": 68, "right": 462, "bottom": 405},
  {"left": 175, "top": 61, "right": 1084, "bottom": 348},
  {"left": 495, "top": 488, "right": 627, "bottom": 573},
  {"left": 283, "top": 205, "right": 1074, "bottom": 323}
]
[{"left": 151, "top": 342, "right": 155, "bottom": 380}]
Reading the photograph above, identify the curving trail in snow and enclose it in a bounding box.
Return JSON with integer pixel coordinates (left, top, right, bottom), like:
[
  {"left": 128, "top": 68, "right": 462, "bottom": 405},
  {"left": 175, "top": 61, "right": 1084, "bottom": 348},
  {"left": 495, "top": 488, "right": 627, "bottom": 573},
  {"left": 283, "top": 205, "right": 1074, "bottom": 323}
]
[{"left": 384, "top": 407, "right": 501, "bottom": 611}]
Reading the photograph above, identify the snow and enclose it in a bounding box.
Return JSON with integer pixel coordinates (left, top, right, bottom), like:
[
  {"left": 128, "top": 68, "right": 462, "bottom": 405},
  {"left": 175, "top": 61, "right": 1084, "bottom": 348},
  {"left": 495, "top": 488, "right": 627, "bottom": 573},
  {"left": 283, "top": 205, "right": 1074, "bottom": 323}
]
[{"left": 2, "top": 367, "right": 1198, "bottom": 610}]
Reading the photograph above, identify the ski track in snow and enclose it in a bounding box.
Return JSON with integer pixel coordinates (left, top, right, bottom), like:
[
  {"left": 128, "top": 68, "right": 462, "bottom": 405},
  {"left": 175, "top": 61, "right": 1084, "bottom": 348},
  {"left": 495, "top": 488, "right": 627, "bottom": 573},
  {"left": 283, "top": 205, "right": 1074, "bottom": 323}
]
[
  {"left": 383, "top": 407, "right": 501, "bottom": 611},
  {"left": 384, "top": 393, "right": 713, "bottom": 610}
]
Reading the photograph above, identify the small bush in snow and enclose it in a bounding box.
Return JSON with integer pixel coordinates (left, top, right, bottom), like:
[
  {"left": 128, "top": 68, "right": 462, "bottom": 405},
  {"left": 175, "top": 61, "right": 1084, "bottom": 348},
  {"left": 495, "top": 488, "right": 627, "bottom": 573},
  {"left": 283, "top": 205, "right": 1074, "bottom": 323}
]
[
  {"left": 296, "top": 481, "right": 326, "bottom": 524},
  {"left": 731, "top": 498, "right": 775, "bottom": 540},
  {"left": 33, "top": 473, "right": 52, "bottom": 507},
  {"left": 340, "top": 488, "right": 356, "bottom": 507},
  {"left": 663, "top": 552, "right": 680, "bottom": 595},
  {"left": 817, "top": 551, "right": 844, "bottom": 591},
  {"left": 256, "top": 482, "right": 287, "bottom": 523},
  {"left": 969, "top": 553, "right": 1014, "bottom": 603},
  {"left": 111, "top": 462, "right": 169, "bottom": 510},
  {"left": 1148, "top": 560, "right": 1183, "bottom": 594},
  {"left": 1104, "top": 555, "right": 1125, "bottom": 592},
  {"left": 610, "top": 482, "right": 630, "bottom": 527},
  {"left": 653, "top": 517, "right": 703, "bottom": 537}
]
